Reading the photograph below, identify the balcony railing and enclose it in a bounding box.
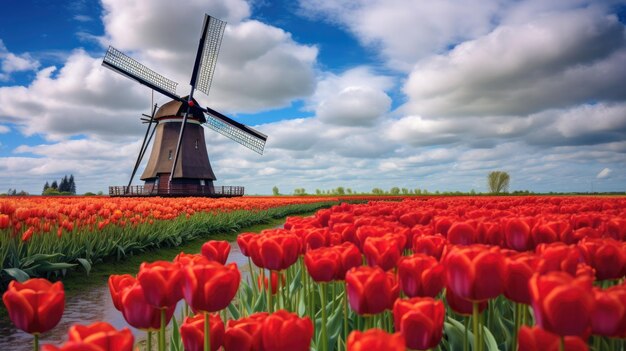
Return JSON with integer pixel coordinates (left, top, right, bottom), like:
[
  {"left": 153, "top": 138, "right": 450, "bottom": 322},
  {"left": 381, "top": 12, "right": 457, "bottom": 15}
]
[{"left": 109, "top": 185, "right": 244, "bottom": 197}]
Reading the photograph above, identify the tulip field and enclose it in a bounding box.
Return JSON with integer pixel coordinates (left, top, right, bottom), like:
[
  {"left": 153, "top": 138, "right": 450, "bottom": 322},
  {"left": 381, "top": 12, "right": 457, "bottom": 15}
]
[
  {"left": 0, "top": 196, "right": 341, "bottom": 284},
  {"left": 2, "top": 196, "right": 626, "bottom": 351}
]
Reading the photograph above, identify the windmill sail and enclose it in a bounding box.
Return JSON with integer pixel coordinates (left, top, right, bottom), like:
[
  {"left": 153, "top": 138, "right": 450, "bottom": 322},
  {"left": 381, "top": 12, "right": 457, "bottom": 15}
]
[
  {"left": 191, "top": 15, "right": 226, "bottom": 96},
  {"left": 103, "top": 46, "right": 181, "bottom": 101},
  {"left": 203, "top": 107, "right": 267, "bottom": 155}
]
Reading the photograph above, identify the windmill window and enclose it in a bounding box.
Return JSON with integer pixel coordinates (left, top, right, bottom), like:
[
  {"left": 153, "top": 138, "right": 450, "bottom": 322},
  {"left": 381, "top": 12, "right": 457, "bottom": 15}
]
[
  {"left": 195, "top": 139, "right": 199, "bottom": 150},
  {"left": 168, "top": 150, "right": 172, "bottom": 160}
]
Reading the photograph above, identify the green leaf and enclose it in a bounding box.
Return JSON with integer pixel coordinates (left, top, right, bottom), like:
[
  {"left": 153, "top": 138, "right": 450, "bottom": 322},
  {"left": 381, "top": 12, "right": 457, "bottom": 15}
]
[
  {"left": 37, "top": 261, "right": 77, "bottom": 272},
  {"left": 227, "top": 302, "right": 240, "bottom": 320},
  {"left": 77, "top": 258, "right": 91, "bottom": 275},
  {"left": 482, "top": 324, "right": 499, "bottom": 351},
  {"left": 3, "top": 268, "right": 30, "bottom": 282},
  {"left": 445, "top": 318, "right": 474, "bottom": 351},
  {"left": 169, "top": 315, "right": 182, "bottom": 351}
]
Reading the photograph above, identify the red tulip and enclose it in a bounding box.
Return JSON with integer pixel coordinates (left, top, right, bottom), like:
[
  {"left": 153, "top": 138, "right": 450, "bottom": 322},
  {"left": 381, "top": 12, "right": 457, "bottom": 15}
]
[
  {"left": 258, "top": 232, "right": 300, "bottom": 271},
  {"left": 201, "top": 240, "right": 231, "bottom": 264},
  {"left": 518, "top": 326, "right": 588, "bottom": 351},
  {"left": 182, "top": 259, "right": 240, "bottom": 313},
  {"left": 607, "top": 218, "right": 626, "bottom": 241},
  {"left": 444, "top": 245, "right": 507, "bottom": 301},
  {"left": 335, "top": 242, "right": 362, "bottom": 280},
  {"left": 236, "top": 233, "right": 256, "bottom": 257},
  {"left": 137, "top": 261, "right": 184, "bottom": 308},
  {"left": 397, "top": 254, "right": 444, "bottom": 297},
  {"left": 412, "top": 234, "right": 447, "bottom": 260},
  {"left": 180, "top": 313, "right": 225, "bottom": 351},
  {"left": 536, "top": 243, "right": 586, "bottom": 276},
  {"left": 261, "top": 310, "right": 313, "bottom": 351},
  {"left": 393, "top": 297, "right": 444, "bottom": 350},
  {"left": 578, "top": 238, "right": 625, "bottom": 280},
  {"left": 529, "top": 271, "right": 594, "bottom": 336},
  {"left": 447, "top": 221, "right": 476, "bottom": 245},
  {"left": 0, "top": 214, "right": 10, "bottom": 229},
  {"left": 445, "top": 288, "right": 487, "bottom": 316},
  {"left": 304, "top": 247, "right": 340, "bottom": 282},
  {"left": 107, "top": 274, "right": 136, "bottom": 312},
  {"left": 120, "top": 281, "right": 175, "bottom": 330},
  {"left": 300, "top": 228, "right": 329, "bottom": 251},
  {"left": 346, "top": 266, "right": 399, "bottom": 315},
  {"left": 224, "top": 312, "right": 268, "bottom": 351},
  {"left": 504, "top": 253, "right": 541, "bottom": 304},
  {"left": 591, "top": 286, "right": 626, "bottom": 337},
  {"left": 67, "top": 322, "right": 133, "bottom": 351},
  {"left": 42, "top": 342, "right": 103, "bottom": 351},
  {"left": 173, "top": 252, "right": 207, "bottom": 267},
  {"left": 346, "top": 328, "right": 405, "bottom": 351},
  {"left": 363, "top": 235, "right": 401, "bottom": 271},
  {"left": 504, "top": 218, "right": 533, "bottom": 251},
  {"left": 257, "top": 271, "right": 285, "bottom": 295},
  {"left": 2, "top": 278, "right": 65, "bottom": 334}
]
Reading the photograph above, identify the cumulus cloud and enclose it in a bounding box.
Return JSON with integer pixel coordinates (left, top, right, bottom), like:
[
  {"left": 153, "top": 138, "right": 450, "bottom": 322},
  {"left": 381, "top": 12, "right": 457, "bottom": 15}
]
[
  {"left": 0, "top": 40, "right": 40, "bottom": 80},
  {"left": 402, "top": 8, "right": 626, "bottom": 117},
  {"left": 298, "top": 0, "right": 499, "bottom": 71},
  {"left": 597, "top": 168, "right": 612, "bottom": 179}
]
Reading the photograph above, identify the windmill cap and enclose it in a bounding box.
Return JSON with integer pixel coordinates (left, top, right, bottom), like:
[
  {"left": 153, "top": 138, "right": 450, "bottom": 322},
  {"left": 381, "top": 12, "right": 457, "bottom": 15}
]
[{"left": 154, "top": 96, "right": 206, "bottom": 123}]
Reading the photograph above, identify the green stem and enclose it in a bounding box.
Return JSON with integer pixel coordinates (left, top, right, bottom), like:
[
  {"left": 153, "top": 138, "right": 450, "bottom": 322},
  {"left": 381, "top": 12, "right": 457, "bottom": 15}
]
[
  {"left": 159, "top": 308, "right": 166, "bottom": 351},
  {"left": 248, "top": 257, "right": 256, "bottom": 294},
  {"left": 33, "top": 333, "right": 39, "bottom": 351},
  {"left": 320, "top": 283, "right": 328, "bottom": 351},
  {"left": 513, "top": 303, "right": 521, "bottom": 351},
  {"left": 464, "top": 317, "right": 469, "bottom": 351},
  {"left": 204, "top": 312, "right": 211, "bottom": 351},
  {"left": 268, "top": 270, "right": 274, "bottom": 313},
  {"left": 343, "top": 287, "right": 348, "bottom": 342},
  {"left": 559, "top": 336, "right": 565, "bottom": 351},
  {"left": 473, "top": 303, "right": 481, "bottom": 351},
  {"left": 147, "top": 331, "right": 152, "bottom": 351}
]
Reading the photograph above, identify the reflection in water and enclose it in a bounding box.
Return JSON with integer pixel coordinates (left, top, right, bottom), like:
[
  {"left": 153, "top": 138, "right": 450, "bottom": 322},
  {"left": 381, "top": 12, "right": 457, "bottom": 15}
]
[{"left": 0, "top": 240, "right": 253, "bottom": 350}]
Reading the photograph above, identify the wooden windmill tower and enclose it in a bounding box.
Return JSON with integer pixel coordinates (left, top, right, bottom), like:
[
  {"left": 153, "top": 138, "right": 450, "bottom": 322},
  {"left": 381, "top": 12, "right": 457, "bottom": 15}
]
[{"left": 102, "top": 15, "right": 267, "bottom": 197}]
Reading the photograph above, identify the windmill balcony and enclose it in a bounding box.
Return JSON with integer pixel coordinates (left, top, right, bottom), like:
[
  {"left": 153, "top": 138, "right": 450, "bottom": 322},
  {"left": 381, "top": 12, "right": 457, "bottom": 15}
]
[{"left": 108, "top": 184, "right": 244, "bottom": 197}]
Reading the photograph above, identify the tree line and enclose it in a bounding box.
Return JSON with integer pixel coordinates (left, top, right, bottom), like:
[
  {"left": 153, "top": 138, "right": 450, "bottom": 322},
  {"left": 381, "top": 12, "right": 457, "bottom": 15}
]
[
  {"left": 43, "top": 175, "right": 76, "bottom": 195},
  {"left": 272, "top": 171, "right": 516, "bottom": 196}
]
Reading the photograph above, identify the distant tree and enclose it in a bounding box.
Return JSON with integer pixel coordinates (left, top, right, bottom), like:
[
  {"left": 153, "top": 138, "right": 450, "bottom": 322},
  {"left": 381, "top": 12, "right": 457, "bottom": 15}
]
[
  {"left": 390, "top": 187, "right": 400, "bottom": 195},
  {"left": 346, "top": 188, "right": 353, "bottom": 195},
  {"left": 69, "top": 174, "right": 76, "bottom": 194},
  {"left": 272, "top": 186, "right": 280, "bottom": 196},
  {"left": 470, "top": 189, "right": 476, "bottom": 195},
  {"left": 43, "top": 188, "right": 61, "bottom": 196},
  {"left": 488, "top": 171, "right": 510, "bottom": 194},
  {"left": 335, "top": 187, "right": 345, "bottom": 195},
  {"left": 43, "top": 181, "right": 50, "bottom": 194},
  {"left": 293, "top": 188, "right": 306, "bottom": 195},
  {"left": 51, "top": 180, "right": 58, "bottom": 190},
  {"left": 401, "top": 188, "right": 409, "bottom": 195},
  {"left": 315, "top": 189, "right": 321, "bottom": 195},
  {"left": 372, "top": 188, "right": 384, "bottom": 195},
  {"left": 59, "top": 175, "right": 68, "bottom": 192}
]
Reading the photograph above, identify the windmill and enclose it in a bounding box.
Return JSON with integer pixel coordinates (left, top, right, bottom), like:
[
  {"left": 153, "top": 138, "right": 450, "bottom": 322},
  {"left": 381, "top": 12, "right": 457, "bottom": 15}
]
[{"left": 102, "top": 14, "right": 267, "bottom": 197}]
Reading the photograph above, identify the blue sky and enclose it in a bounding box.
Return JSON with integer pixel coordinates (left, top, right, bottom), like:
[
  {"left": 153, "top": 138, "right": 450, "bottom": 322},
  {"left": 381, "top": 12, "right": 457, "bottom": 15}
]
[{"left": 0, "top": 0, "right": 625, "bottom": 195}]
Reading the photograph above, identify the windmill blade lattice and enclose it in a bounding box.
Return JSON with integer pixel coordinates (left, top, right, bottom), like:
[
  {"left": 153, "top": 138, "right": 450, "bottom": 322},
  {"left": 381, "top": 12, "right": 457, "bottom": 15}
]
[
  {"left": 193, "top": 15, "right": 226, "bottom": 96},
  {"left": 204, "top": 113, "right": 267, "bottom": 155},
  {"left": 103, "top": 46, "right": 180, "bottom": 100}
]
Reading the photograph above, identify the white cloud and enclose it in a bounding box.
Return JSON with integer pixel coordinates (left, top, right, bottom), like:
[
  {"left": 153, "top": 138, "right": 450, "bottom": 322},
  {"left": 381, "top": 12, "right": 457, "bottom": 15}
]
[
  {"left": 597, "top": 168, "right": 612, "bottom": 179},
  {"left": 0, "top": 124, "right": 9, "bottom": 133},
  {"left": 0, "top": 40, "right": 40, "bottom": 80},
  {"left": 402, "top": 8, "right": 626, "bottom": 117},
  {"left": 298, "top": 0, "right": 499, "bottom": 71}
]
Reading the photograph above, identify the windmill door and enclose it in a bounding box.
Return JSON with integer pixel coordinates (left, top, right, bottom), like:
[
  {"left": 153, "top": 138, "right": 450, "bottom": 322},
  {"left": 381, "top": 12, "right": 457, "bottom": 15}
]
[{"left": 158, "top": 173, "right": 170, "bottom": 194}]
